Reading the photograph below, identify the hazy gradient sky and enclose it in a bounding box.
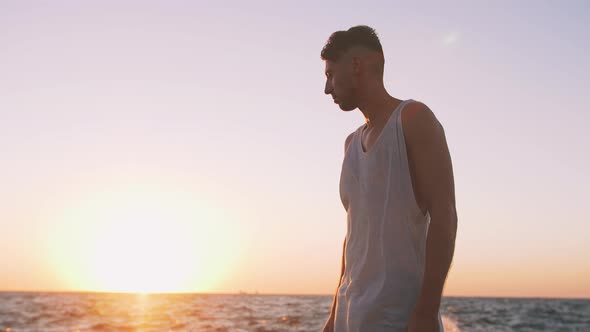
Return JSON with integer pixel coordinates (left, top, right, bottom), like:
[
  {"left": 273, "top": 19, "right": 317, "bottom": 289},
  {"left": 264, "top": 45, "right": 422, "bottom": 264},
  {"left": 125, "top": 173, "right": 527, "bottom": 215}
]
[{"left": 1, "top": 1, "right": 589, "bottom": 298}]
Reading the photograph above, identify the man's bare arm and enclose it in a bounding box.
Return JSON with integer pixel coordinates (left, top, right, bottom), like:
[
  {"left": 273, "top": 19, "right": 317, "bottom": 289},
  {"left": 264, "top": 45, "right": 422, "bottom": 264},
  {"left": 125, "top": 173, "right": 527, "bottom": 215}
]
[
  {"left": 403, "top": 103, "right": 458, "bottom": 316},
  {"left": 323, "top": 133, "right": 354, "bottom": 331},
  {"left": 324, "top": 238, "right": 346, "bottom": 332}
]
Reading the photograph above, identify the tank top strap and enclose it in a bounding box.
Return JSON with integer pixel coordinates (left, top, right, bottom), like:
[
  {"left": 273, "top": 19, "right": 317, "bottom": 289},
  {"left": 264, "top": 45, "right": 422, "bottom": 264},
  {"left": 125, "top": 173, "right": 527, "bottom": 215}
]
[{"left": 394, "top": 99, "right": 415, "bottom": 128}]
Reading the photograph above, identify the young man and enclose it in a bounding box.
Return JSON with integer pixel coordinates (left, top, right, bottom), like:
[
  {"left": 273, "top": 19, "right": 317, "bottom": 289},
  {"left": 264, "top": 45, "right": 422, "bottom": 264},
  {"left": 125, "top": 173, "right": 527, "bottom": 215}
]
[{"left": 321, "top": 26, "right": 457, "bottom": 332}]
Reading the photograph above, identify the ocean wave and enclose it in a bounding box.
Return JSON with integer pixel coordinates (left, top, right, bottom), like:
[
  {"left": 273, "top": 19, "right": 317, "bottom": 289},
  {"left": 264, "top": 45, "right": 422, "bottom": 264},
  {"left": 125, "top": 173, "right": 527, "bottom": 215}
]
[
  {"left": 1, "top": 293, "right": 589, "bottom": 332},
  {"left": 442, "top": 315, "right": 461, "bottom": 332}
]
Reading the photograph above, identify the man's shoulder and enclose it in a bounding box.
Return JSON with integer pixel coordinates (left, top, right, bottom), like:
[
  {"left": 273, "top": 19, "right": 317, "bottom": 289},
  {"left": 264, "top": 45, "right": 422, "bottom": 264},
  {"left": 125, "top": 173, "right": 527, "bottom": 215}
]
[
  {"left": 402, "top": 100, "right": 442, "bottom": 139},
  {"left": 402, "top": 100, "right": 434, "bottom": 121},
  {"left": 401, "top": 100, "right": 446, "bottom": 152}
]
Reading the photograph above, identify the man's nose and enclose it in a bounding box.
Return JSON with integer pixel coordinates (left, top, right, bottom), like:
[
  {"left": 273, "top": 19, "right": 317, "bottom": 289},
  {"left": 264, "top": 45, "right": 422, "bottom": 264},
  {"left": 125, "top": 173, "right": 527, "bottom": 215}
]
[{"left": 324, "top": 81, "right": 332, "bottom": 95}]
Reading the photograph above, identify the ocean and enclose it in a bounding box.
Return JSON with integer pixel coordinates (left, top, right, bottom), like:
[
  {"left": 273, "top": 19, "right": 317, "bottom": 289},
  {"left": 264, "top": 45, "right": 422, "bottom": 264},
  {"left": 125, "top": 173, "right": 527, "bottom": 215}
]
[{"left": 0, "top": 292, "right": 588, "bottom": 331}]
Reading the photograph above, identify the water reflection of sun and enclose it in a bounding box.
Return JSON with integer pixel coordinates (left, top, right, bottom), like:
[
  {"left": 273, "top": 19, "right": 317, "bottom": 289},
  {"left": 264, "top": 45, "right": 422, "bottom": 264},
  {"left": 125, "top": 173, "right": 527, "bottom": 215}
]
[{"left": 46, "top": 187, "right": 241, "bottom": 293}]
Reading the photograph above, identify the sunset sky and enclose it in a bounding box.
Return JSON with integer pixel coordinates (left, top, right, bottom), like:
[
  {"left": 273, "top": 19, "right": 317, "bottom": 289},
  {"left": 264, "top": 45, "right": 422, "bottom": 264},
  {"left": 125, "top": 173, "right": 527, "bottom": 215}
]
[{"left": 1, "top": 1, "right": 589, "bottom": 298}]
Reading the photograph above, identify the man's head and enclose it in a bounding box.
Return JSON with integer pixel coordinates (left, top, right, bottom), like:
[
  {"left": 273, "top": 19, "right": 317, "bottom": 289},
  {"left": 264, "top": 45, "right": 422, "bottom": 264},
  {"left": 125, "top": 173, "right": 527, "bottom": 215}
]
[{"left": 321, "top": 25, "right": 384, "bottom": 111}]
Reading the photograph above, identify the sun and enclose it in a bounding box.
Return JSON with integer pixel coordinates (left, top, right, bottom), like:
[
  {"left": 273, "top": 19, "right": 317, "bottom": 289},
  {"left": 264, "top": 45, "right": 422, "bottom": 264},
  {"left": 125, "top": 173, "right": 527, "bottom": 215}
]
[{"left": 45, "top": 186, "right": 241, "bottom": 293}]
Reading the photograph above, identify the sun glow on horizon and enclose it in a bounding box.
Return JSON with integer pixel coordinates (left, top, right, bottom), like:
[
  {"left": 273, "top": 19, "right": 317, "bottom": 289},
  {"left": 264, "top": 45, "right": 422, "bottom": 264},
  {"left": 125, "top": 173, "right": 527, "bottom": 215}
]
[{"left": 44, "top": 185, "right": 241, "bottom": 294}]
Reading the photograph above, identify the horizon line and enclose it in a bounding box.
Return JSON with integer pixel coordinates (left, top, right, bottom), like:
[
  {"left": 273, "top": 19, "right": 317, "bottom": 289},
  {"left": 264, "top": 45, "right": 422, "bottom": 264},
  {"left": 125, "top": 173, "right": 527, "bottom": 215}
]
[{"left": 0, "top": 289, "right": 588, "bottom": 301}]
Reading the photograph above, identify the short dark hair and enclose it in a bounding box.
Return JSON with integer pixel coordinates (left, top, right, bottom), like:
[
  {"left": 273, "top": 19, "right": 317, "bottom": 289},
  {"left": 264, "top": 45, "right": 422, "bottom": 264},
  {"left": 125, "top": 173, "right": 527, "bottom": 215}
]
[{"left": 320, "top": 25, "right": 383, "bottom": 62}]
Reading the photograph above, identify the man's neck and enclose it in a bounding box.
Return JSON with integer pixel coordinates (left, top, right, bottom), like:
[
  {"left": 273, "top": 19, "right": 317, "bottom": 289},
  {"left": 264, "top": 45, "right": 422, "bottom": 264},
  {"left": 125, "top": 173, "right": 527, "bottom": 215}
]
[{"left": 358, "top": 90, "right": 401, "bottom": 129}]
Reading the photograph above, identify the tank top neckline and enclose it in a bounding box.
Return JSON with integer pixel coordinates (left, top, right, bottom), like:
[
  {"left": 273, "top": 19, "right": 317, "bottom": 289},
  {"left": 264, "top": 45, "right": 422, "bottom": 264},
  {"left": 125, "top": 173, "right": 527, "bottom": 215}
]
[{"left": 358, "top": 99, "right": 413, "bottom": 156}]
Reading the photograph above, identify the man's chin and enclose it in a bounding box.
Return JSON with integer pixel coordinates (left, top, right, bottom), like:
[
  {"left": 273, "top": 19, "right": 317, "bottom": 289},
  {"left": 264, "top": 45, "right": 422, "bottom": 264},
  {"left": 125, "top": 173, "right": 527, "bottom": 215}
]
[{"left": 339, "top": 103, "right": 356, "bottom": 112}]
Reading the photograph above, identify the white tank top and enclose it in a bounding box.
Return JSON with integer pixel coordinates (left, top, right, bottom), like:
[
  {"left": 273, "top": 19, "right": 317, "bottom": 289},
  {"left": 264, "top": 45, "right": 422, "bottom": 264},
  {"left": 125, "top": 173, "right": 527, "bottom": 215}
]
[{"left": 334, "top": 99, "right": 444, "bottom": 332}]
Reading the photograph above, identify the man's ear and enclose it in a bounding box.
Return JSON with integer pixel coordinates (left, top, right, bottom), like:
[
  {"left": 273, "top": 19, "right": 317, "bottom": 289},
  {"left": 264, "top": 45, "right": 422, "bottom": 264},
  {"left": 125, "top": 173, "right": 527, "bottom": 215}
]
[{"left": 351, "top": 56, "right": 362, "bottom": 74}]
